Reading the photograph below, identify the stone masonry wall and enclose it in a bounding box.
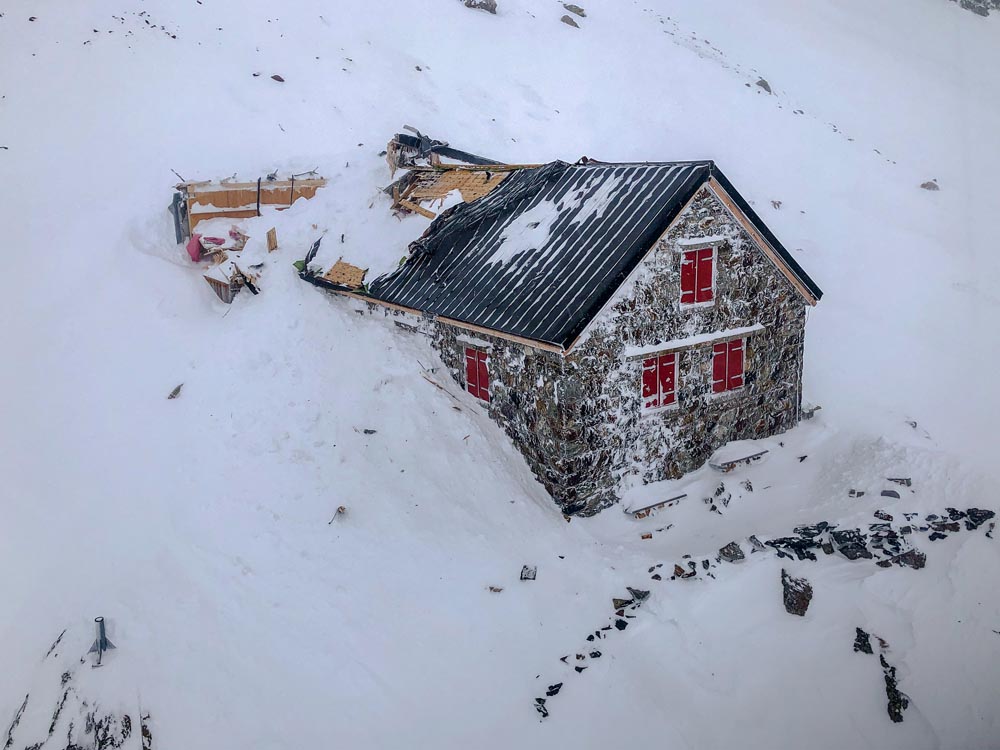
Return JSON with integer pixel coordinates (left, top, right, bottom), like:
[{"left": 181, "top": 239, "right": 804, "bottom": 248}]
[
  {"left": 561, "top": 186, "right": 808, "bottom": 514},
  {"left": 430, "top": 323, "right": 572, "bottom": 505}
]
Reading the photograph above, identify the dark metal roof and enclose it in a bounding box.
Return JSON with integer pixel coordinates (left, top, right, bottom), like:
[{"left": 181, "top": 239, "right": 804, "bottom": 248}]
[{"left": 366, "top": 160, "right": 822, "bottom": 348}]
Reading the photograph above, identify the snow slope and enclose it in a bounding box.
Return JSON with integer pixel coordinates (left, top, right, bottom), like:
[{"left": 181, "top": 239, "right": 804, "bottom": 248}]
[{"left": 1, "top": 1, "right": 999, "bottom": 748}]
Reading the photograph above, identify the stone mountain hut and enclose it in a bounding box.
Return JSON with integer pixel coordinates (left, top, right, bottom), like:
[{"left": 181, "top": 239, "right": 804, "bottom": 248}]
[{"left": 311, "top": 159, "right": 823, "bottom": 515}]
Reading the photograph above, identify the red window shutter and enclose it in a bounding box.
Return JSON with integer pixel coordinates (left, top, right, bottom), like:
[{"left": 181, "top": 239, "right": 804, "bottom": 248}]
[
  {"left": 477, "top": 350, "right": 490, "bottom": 402},
  {"left": 696, "top": 248, "right": 714, "bottom": 303},
  {"left": 680, "top": 251, "right": 696, "bottom": 305},
  {"left": 712, "top": 343, "right": 728, "bottom": 393},
  {"left": 658, "top": 353, "right": 676, "bottom": 405},
  {"left": 642, "top": 357, "right": 659, "bottom": 409},
  {"left": 727, "top": 339, "right": 744, "bottom": 390},
  {"left": 465, "top": 348, "right": 479, "bottom": 397}
]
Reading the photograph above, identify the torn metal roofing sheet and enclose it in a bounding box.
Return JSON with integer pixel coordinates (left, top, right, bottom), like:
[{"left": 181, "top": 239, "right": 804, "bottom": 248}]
[{"left": 366, "top": 160, "right": 822, "bottom": 348}]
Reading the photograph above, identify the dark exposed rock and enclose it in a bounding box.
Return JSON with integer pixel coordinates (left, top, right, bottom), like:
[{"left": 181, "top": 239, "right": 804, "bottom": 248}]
[
  {"left": 876, "top": 559, "right": 893, "bottom": 568},
  {"left": 881, "top": 489, "right": 900, "bottom": 499},
  {"left": 891, "top": 548, "right": 926, "bottom": 570},
  {"left": 748, "top": 535, "right": 766, "bottom": 553},
  {"left": 560, "top": 14, "right": 579, "bottom": 27},
  {"left": 849, "top": 489, "right": 865, "bottom": 498},
  {"left": 831, "top": 529, "right": 872, "bottom": 560},
  {"left": 887, "top": 477, "right": 912, "bottom": 487},
  {"left": 463, "top": 0, "right": 498, "bottom": 12},
  {"left": 928, "top": 532, "right": 947, "bottom": 541},
  {"left": 626, "top": 587, "right": 650, "bottom": 602},
  {"left": 854, "top": 627, "right": 873, "bottom": 654},
  {"left": 612, "top": 597, "right": 632, "bottom": 610},
  {"left": 719, "top": 541, "right": 745, "bottom": 563},
  {"left": 534, "top": 697, "right": 549, "bottom": 718},
  {"left": 756, "top": 78, "right": 772, "bottom": 93},
  {"left": 793, "top": 522, "right": 831, "bottom": 538},
  {"left": 562, "top": 3, "right": 586, "bottom": 16},
  {"left": 614, "top": 619, "right": 628, "bottom": 631},
  {"left": 270, "top": 74, "right": 285, "bottom": 82},
  {"left": 880, "top": 655, "right": 910, "bottom": 722},
  {"left": 781, "top": 569, "right": 813, "bottom": 616},
  {"left": 767, "top": 536, "right": 818, "bottom": 561},
  {"left": 874, "top": 510, "right": 893, "bottom": 522},
  {"left": 920, "top": 180, "right": 939, "bottom": 191},
  {"left": 821, "top": 540, "right": 834, "bottom": 555},
  {"left": 966, "top": 508, "right": 995, "bottom": 530},
  {"left": 930, "top": 521, "right": 960, "bottom": 533},
  {"left": 546, "top": 683, "right": 562, "bottom": 697}
]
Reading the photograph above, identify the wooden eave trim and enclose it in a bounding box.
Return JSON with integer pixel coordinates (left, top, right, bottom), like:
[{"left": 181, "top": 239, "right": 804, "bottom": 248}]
[
  {"left": 706, "top": 177, "right": 818, "bottom": 306},
  {"left": 330, "top": 290, "right": 565, "bottom": 354}
]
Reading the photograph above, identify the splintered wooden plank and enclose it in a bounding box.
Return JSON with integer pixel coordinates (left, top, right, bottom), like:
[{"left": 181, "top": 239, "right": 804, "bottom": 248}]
[
  {"left": 397, "top": 199, "right": 437, "bottom": 219},
  {"left": 266, "top": 227, "right": 278, "bottom": 252}
]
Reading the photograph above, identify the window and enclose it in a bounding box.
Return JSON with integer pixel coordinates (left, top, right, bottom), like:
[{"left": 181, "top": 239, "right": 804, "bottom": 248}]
[
  {"left": 465, "top": 347, "right": 490, "bottom": 402},
  {"left": 642, "top": 353, "right": 676, "bottom": 411},
  {"left": 712, "top": 339, "right": 744, "bottom": 393},
  {"left": 680, "top": 247, "right": 715, "bottom": 305}
]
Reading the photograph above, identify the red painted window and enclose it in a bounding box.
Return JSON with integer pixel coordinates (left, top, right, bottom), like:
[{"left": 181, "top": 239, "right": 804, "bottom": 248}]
[
  {"left": 465, "top": 347, "right": 490, "bottom": 402},
  {"left": 712, "top": 339, "right": 745, "bottom": 393},
  {"left": 680, "top": 248, "right": 715, "bottom": 305},
  {"left": 641, "top": 353, "right": 677, "bottom": 411}
]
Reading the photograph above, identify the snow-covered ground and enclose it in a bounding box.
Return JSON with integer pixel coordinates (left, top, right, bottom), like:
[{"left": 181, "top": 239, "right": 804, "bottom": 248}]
[{"left": 1, "top": 1, "right": 999, "bottom": 747}]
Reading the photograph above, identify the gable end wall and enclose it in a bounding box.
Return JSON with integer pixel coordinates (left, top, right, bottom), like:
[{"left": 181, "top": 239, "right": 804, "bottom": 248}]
[{"left": 559, "top": 187, "right": 808, "bottom": 513}]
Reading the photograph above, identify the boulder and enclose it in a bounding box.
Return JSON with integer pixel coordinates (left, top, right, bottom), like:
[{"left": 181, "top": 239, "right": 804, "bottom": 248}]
[
  {"left": 560, "top": 14, "right": 579, "bottom": 27},
  {"left": 781, "top": 569, "right": 813, "bottom": 616},
  {"left": 719, "top": 541, "right": 745, "bottom": 563},
  {"left": 463, "top": 0, "right": 497, "bottom": 12},
  {"left": 892, "top": 548, "right": 926, "bottom": 570}
]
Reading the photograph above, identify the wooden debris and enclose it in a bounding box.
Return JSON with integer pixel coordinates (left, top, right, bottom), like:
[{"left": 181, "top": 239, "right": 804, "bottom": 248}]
[
  {"left": 709, "top": 450, "right": 768, "bottom": 473},
  {"left": 322, "top": 258, "right": 367, "bottom": 289},
  {"left": 328, "top": 505, "right": 347, "bottom": 524},
  {"left": 626, "top": 493, "right": 686, "bottom": 518},
  {"left": 266, "top": 227, "right": 278, "bottom": 252}
]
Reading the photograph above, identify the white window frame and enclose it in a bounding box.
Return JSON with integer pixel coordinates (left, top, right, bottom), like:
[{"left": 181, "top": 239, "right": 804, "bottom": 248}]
[
  {"left": 677, "top": 242, "right": 717, "bottom": 310},
  {"left": 640, "top": 351, "right": 680, "bottom": 415}
]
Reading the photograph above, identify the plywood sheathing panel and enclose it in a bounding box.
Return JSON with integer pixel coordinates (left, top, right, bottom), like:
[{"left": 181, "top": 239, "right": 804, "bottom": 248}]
[
  {"left": 407, "top": 169, "right": 511, "bottom": 203},
  {"left": 323, "top": 258, "right": 368, "bottom": 289},
  {"left": 182, "top": 178, "right": 326, "bottom": 232}
]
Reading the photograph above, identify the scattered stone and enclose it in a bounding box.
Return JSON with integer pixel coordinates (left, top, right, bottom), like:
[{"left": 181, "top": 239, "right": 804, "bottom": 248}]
[
  {"left": 876, "top": 559, "right": 893, "bottom": 568},
  {"left": 770, "top": 200, "right": 782, "bottom": 210},
  {"left": 794, "top": 522, "right": 831, "bottom": 537},
  {"left": 589, "top": 650, "right": 601, "bottom": 659},
  {"left": 271, "top": 74, "right": 285, "bottom": 82},
  {"left": 560, "top": 14, "right": 580, "bottom": 27},
  {"left": 719, "top": 541, "right": 745, "bottom": 563},
  {"left": 854, "top": 627, "right": 873, "bottom": 654},
  {"left": 463, "top": 0, "right": 498, "bottom": 12},
  {"left": 928, "top": 532, "right": 947, "bottom": 541},
  {"left": 891, "top": 548, "right": 926, "bottom": 570},
  {"left": 166, "top": 383, "right": 183, "bottom": 399},
  {"left": 881, "top": 490, "right": 900, "bottom": 499},
  {"left": 488, "top": 586, "right": 503, "bottom": 593},
  {"left": 965, "top": 508, "right": 995, "bottom": 530},
  {"left": 781, "top": 569, "right": 813, "bottom": 616},
  {"left": 612, "top": 597, "right": 632, "bottom": 610},
  {"left": 919, "top": 180, "right": 939, "bottom": 191},
  {"left": 756, "top": 78, "right": 772, "bottom": 93},
  {"left": 821, "top": 540, "right": 834, "bottom": 555},
  {"left": 849, "top": 489, "right": 865, "bottom": 498},
  {"left": 546, "top": 683, "right": 562, "bottom": 697},
  {"left": 881, "top": 655, "right": 910, "bottom": 722},
  {"left": 640, "top": 532, "right": 652, "bottom": 540},
  {"left": 614, "top": 619, "right": 628, "bottom": 631},
  {"left": 767, "top": 536, "right": 818, "bottom": 561},
  {"left": 574, "top": 665, "right": 587, "bottom": 673},
  {"left": 874, "top": 510, "right": 893, "bottom": 522},
  {"left": 651, "top": 573, "right": 662, "bottom": 580},
  {"left": 748, "top": 535, "right": 766, "bottom": 553},
  {"left": 797, "top": 455, "right": 807, "bottom": 462},
  {"left": 534, "top": 698, "right": 549, "bottom": 718},
  {"left": 831, "top": 529, "right": 873, "bottom": 560},
  {"left": 363, "top": 428, "right": 377, "bottom": 434},
  {"left": 626, "top": 587, "right": 650, "bottom": 602},
  {"left": 563, "top": 3, "right": 586, "bottom": 16},
  {"left": 930, "top": 521, "right": 960, "bottom": 533},
  {"left": 887, "top": 478, "right": 912, "bottom": 487}
]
